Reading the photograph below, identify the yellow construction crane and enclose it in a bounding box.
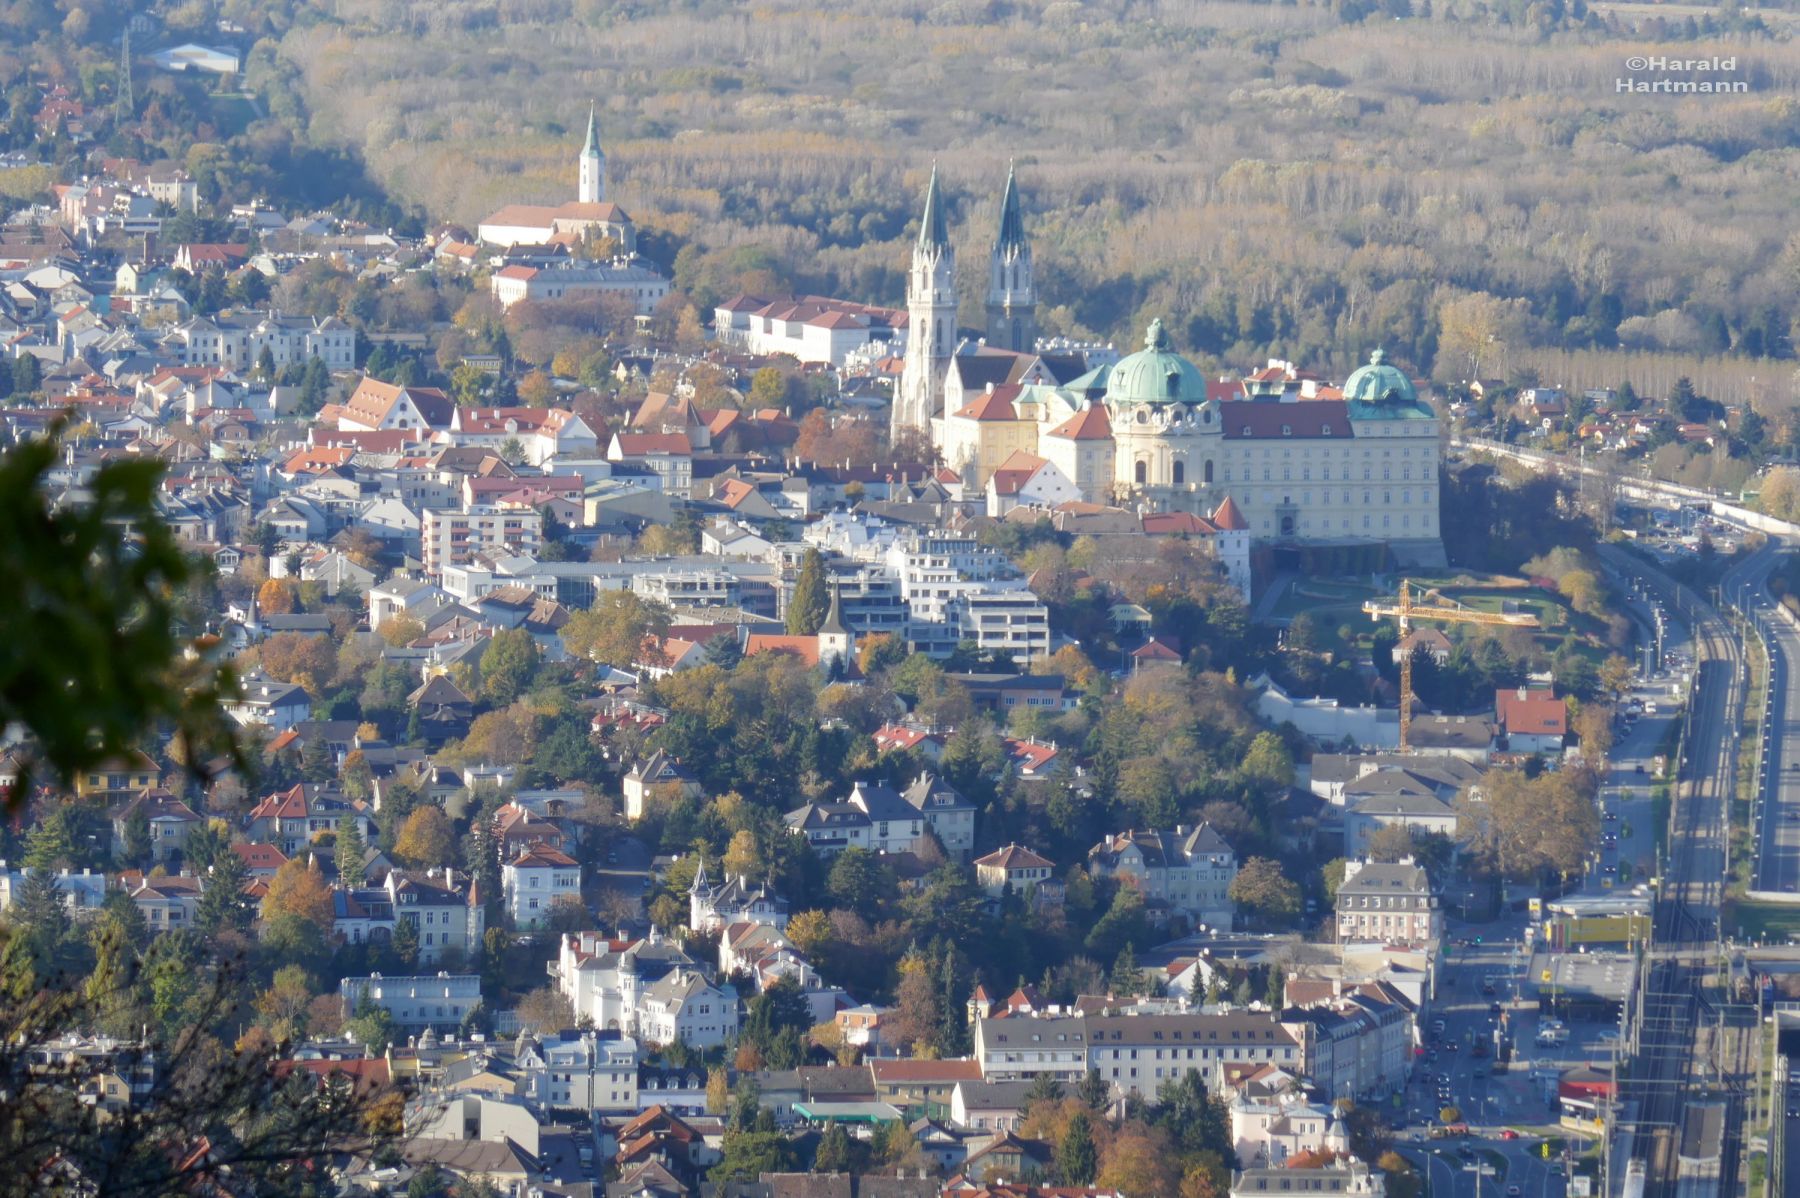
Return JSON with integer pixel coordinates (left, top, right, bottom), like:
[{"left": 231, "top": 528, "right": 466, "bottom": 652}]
[{"left": 1363, "top": 579, "right": 1541, "bottom": 751}]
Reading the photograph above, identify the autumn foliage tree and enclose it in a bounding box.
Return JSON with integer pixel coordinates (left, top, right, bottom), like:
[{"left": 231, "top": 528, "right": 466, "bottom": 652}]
[
  {"left": 258, "top": 633, "right": 337, "bottom": 695},
  {"left": 256, "top": 578, "right": 297, "bottom": 616},
  {"left": 262, "top": 858, "right": 334, "bottom": 932},
  {"left": 393, "top": 805, "right": 456, "bottom": 869}
]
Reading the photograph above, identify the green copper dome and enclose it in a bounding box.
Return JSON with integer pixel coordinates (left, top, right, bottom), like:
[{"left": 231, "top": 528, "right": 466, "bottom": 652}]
[
  {"left": 1105, "top": 319, "right": 1206, "bottom": 406},
  {"left": 1342, "top": 348, "right": 1416, "bottom": 405}
]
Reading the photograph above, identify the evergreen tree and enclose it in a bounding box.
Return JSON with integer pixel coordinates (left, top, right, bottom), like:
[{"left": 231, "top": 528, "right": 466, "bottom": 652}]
[
  {"left": 786, "top": 549, "right": 829, "bottom": 635},
  {"left": 13, "top": 869, "right": 72, "bottom": 977},
  {"left": 337, "top": 812, "right": 367, "bottom": 887},
  {"left": 195, "top": 847, "right": 251, "bottom": 935},
  {"left": 121, "top": 806, "right": 152, "bottom": 869},
  {"left": 704, "top": 631, "right": 743, "bottom": 669},
  {"left": 1264, "top": 963, "right": 1286, "bottom": 1009},
  {"left": 1077, "top": 1067, "right": 1110, "bottom": 1111},
  {"left": 1110, "top": 942, "right": 1145, "bottom": 997},
  {"left": 23, "top": 808, "right": 76, "bottom": 870},
  {"left": 1057, "top": 1109, "right": 1099, "bottom": 1185},
  {"left": 813, "top": 1122, "right": 851, "bottom": 1173},
  {"left": 391, "top": 914, "right": 419, "bottom": 968}
]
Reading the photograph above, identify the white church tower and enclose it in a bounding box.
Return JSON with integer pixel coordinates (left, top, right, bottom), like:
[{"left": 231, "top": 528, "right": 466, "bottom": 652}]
[
  {"left": 578, "top": 102, "right": 606, "bottom": 204},
  {"left": 894, "top": 164, "right": 956, "bottom": 441},
  {"left": 985, "top": 162, "right": 1036, "bottom": 354}
]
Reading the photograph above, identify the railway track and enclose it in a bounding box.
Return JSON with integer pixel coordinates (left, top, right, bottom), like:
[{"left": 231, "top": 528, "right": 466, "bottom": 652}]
[{"left": 1601, "top": 549, "right": 1746, "bottom": 1198}]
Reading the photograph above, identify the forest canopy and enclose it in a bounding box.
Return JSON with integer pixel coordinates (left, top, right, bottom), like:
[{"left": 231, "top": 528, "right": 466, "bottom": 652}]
[{"left": 252, "top": 0, "right": 1800, "bottom": 404}]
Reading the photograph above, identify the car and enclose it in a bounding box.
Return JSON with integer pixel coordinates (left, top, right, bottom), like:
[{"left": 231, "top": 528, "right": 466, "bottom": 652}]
[
  {"left": 1499, "top": 1129, "right": 1520, "bottom": 1140},
  {"left": 1508, "top": 1186, "right": 1522, "bottom": 1196},
  {"left": 1490, "top": 1002, "right": 1502, "bottom": 1015},
  {"left": 1473, "top": 1067, "right": 1486, "bottom": 1078},
  {"left": 1458, "top": 1145, "right": 1476, "bottom": 1159},
  {"left": 1606, "top": 810, "right": 1620, "bottom": 821},
  {"left": 1549, "top": 1164, "right": 1564, "bottom": 1176}
]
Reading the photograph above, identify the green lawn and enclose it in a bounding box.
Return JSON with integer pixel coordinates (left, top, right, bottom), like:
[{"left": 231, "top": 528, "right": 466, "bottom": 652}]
[{"left": 1729, "top": 900, "right": 1800, "bottom": 943}]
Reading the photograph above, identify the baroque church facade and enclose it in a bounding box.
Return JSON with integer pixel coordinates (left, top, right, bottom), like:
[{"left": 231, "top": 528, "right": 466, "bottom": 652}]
[{"left": 892, "top": 170, "right": 1442, "bottom": 552}]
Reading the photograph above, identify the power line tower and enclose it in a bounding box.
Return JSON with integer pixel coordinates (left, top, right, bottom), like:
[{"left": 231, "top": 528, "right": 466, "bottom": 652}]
[{"left": 116, "top": 25, "right": 135, "bottom": 124}]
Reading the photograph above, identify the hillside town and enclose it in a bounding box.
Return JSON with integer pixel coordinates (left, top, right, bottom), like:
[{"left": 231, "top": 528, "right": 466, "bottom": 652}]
[{"left": 0, "top": 75, "right": 1752, "bottom": 1198}]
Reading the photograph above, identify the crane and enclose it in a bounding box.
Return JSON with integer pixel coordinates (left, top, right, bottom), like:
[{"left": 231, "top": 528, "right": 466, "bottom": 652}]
[{"left": 1363, "top": 579, "right": 1540, "bottom": 751}]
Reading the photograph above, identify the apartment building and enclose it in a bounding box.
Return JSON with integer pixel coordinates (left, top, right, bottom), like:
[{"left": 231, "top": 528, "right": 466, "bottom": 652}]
[{"left": 421, "top": 506, "right": 543, "bottom": 575}]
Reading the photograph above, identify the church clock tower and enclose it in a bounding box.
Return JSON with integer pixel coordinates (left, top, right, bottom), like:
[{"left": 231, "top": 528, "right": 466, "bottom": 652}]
[
  {"left": 578, "top": 103, "right": 605, "bottom": 204},
  {"left": 894, "top": 164, "right": 957, "bottom": 440}
]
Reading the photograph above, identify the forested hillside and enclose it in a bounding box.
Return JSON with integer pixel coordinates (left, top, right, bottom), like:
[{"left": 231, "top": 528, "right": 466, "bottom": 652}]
[{"left": 13, "top": 0, "right": 1800, "bottom": 401}]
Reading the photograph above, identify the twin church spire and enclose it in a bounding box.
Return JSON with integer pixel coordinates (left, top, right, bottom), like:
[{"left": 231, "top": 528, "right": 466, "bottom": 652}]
[{"left": 892, "top": 163, "right": 1039, "bottom": 438}]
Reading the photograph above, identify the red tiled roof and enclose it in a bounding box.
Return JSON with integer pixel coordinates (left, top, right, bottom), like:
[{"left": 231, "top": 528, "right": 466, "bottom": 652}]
[
  {"left": 1142, "top": 511, "right": 1217, "bottom": 536},
  {"left": 509, "top": 845, "right": 578, "bottom": 869},
  {"left": 743, "top": 634, "right": 822, "bottom": 667},
  {"left": 975, "top": 843, "right": 1053, "bottom": 870},
  {"left": 1211, "top": 495, "right": 1250, "bottom": 531},
  {"left": 1495, "top": 687, "right": 1567, "bottom": 736},
  {"left": 611, "top": 432, "right": 692, "bottom": 456},
  {"left": 955, "top": 385, "right": 1023, "bottom": 422},
  {"left": 1220, "top": 400, "right": 1352, "bottom": 439},
  {"left": 990, "top": 449, "right": 1048, "bottom": 496},
  {"left": 1045, "top": 404, "right": 1112, "bottom": 441}
]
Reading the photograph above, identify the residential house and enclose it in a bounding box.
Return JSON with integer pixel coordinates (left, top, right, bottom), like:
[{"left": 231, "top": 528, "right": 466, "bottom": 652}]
[
  {"left": 901, "top": 772, "right": 977, "bottom": 860},
  {"left": 1280, "top": 985, "right": 1415, "bottom": 1103},
  {"left": 623, "top": 751, "right": 704, "bottom": 820},
  {"left": 74, "top": 751, "right": 162, "bottom": 802},
  {"left": 688, "top": 863, "right": 789, "bottom": 934},
  {"left": 492, "top": 801, "right": 567, "bottom": 862},
  {"left": 867, "top": 1058, "right": 984, "bottom": 1113},
  {"left": 1343, "top": 791, "right": 1458, "bottom": 858},
  {"left": 973, "top": 1010, "right": 1301, "bottom": 1098},
  {"left": 516, "top": 1029, "right": 640, "bottom": 1114},
  {"left": 0, "top": 863, "right": 107, "bottom": 914},
  {"left": 1231, "top": 1160, "right": 1384, "bottom": 1198},
  {"left": 553, "top": 930, "right": 706, "bottom": 1036},
  {"left": 950, "top": 1079, "right": 1043, "bottom": 1134},
  {"left": 338, "top": 973, "right": 482, "bottom": 1031},
  {"left": 636, "top": 969, "right": 740, "bottom": 1049},
  {"left": 109, "top": 790, "right": 202, "bottom": 864},
  {"left": 246, "top": 784, "right": 375, "bottom": 856},
  {"left": 1230, "top": 1091, "right": 1346, "bottom": 1167},
  {"left": 126, "top": 872, "right": 204, "bottom": 933},
  {"left": 1085, "top": 824, "right": 1237, "bottom": 929},
  {"left": 334, "top": 376, "right": 454, "bottom": 433},
  {"left": 224, "top": 670, "right": 311, "bottom": 731},
  {"left": 1334, "top": 859, "right": 1439, "bottom": 948},
  {"left": 974, "top": 844, "right": 1059, "bottom": 907},
  {"left": 386, "top": 869, "right": 485, "bottom": 965},
  {"left": 501, "top": 845, "right": 581, "bottom": 928},
  {"left": 1495, "top": 686, "right": 1567, "bottom": 754},
  {"left": 986, "top": 450, "right": 1080, "bottom": 518}
]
